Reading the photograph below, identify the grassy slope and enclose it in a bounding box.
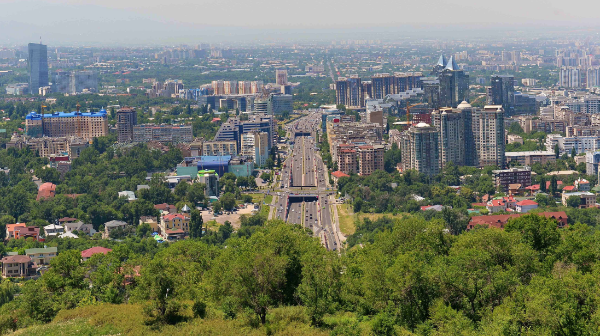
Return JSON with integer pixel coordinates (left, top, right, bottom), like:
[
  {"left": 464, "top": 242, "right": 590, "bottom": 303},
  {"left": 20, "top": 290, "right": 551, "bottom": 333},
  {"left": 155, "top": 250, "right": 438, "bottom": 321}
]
[{"left": 14, "top": 304, "right": 334, "bottom": 336}]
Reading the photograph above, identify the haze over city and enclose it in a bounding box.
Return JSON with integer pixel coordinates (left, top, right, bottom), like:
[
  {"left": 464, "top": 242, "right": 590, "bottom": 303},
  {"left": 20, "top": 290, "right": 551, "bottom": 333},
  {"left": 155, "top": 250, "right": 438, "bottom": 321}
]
[{"left": 1, "top": 0, "right": 600, "bottom": 44}]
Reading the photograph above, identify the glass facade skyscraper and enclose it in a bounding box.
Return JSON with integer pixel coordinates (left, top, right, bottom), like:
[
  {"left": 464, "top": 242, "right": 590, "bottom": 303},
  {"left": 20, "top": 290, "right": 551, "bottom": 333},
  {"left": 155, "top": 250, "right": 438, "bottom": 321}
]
[{"left": 28, "top": 43, "right": 49, "bottom": 94}]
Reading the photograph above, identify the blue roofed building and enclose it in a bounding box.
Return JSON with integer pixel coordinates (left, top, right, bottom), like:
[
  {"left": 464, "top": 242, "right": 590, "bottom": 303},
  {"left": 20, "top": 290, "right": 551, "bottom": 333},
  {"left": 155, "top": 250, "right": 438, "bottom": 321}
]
[{"left": 25, "top": 108, "right": 108, "bottom": 140}]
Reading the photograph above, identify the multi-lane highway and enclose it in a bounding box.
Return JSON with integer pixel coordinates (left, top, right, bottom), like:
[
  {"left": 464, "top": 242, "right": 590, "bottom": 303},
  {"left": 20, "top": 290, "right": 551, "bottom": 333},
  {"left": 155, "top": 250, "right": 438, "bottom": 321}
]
[{"left": 275, "top": 112, "right": 340, "bottom": 251}]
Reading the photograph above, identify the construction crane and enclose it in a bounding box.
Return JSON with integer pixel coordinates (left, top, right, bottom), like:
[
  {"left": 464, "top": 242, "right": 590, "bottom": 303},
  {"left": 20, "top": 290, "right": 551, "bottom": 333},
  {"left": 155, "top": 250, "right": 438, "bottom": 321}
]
[{"left": 406, "top": 103, "right": 421, "bottom": 126}]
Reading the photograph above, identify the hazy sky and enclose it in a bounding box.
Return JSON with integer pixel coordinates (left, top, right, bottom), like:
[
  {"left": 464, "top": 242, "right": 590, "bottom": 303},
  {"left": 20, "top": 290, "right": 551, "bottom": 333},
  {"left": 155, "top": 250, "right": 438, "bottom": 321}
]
[{"left": 1, "top": 0, "right": 600, "bottom": 45}]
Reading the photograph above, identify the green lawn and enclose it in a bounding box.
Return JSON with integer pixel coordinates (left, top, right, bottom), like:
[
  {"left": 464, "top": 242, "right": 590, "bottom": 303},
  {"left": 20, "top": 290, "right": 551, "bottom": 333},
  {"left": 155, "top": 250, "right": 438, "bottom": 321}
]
[
  {"left": 242, "top": 193, "right": 265, "bottom": 204},
  {"left": 265, "top": 194, "right": 273, "bottom": 204}
]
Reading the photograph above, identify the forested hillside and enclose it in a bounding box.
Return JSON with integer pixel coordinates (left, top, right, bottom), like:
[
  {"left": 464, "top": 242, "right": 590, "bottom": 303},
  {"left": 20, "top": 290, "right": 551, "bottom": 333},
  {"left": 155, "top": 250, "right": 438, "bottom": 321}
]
[{"left": 3, "top": 214, "right": 600, "bottom": 335}]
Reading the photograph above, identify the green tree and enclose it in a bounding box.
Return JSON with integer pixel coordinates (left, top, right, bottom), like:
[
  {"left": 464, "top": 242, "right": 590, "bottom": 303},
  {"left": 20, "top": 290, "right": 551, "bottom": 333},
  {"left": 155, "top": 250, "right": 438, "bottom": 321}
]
[
  {"left": 566, "top": 195, "right": 581, "bottom": 208},
  {"left": 189, "top": 209, "right": 204, "bottom": 239},
  {"left": 505, "top": 213, "right": 560, "bottom": 258},
  {"left": 220, "top": 193, "right": 236, "bottom": 211}
]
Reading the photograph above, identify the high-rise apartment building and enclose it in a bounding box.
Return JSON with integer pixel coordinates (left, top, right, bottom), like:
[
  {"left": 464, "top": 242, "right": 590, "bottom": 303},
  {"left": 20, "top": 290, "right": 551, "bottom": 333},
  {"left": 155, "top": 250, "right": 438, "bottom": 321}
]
[
  {"left": 357, "top": 145, "right": 384, "bottom": 176},
  {"left": 559, "top": 67, "right": 582, "bottom": 88},
  {"left": 212, "top": 80, "right": 225, "bottom": 95},
  {"left": 238, "top": 81, "right": 252, "bottom": 94},
  {"left": 371, "top": 73, "right": 394, "bottom": 99},
  {"left": 337, "top": 147, "right": 357, "bottom": 174},
  {"left": 203, "top": 140, "right": 238, "bottom": 156},
  {"left": 400, "top": 123, "right": 440, "bottom": 176},
  {"left": 275, "top": 69, "right": 288, "bottom": 85},
  {"left": 224, "top": 81, "right": 238, "bottom": 95},
  {"left": 586, "top": 68, "right": 600, "bottom": 88},
  {"left": 473, "top": 105, "right": 505, "bottom": 168},
  {"left": 457, "top": 101, "right": 478, "bottom": 166},
  {"left": 438, "top": 56, "right": 469, "bottom": 108},
  {"left": 488, "top": 75, "right": 515, "bottom": 115},
  {"left": 431, "top": 108, "right": 465, "bottom": 168},
  {"left": 241, "top": 131, "right": 269, "bottom": 167},
  {"left": 54, "top": 71, "right": 98, "bottom": 94},
  {"left": 116, "top": 107, "right": 137, "bottom": 143},
  {"left": 25, "top": 109, "right": 108, "bottom": 140},
  {"left": 28, "top": 43, "right": 48, "bottom": 94},
  {"left": 132, "top": 125, "right": 193, "bottom": 143}
]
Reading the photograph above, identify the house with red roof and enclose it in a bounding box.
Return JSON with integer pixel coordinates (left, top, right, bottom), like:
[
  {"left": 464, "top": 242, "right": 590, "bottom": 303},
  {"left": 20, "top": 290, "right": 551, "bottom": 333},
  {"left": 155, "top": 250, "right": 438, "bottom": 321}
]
[
  {"left": 467, "top": 211, "right": 568, "bottom": 230},
  {"left": 502, "top": 196, "right": 517, "bottom": 209},
  {"left": 575, "top": 178, "right": 591, "bottom": 191},
  {"left": 525, "top": 184, "right": 540, "bottom": 195},
  {"left": 14, "top": 226, "right": 40, "bottom": 240},
  {"left": 37, "top": 182, "right": 56, "bottom": 201},
  {"left": 154, "top": 203, "right": 176, "bottom": 214},
  {"left": 331, "top": 171, "right": 350, "bottom": 185},
  {"left": 160, "top": 213, "right": 189, "bottom": 235},
  {"left": 486, "top": 199, "right": 506, "bottom": 213},
  {"left": 81, "top": 247, "right": 113, "bottom": 261},
  {"left": 5, "top": 223, "right": 26, "bottom": 239},
  {"left": 1, "top": 255, "right": 34, "bottom": 278},
  {"left": 515, "top": 200, "right": 538, "bottom": 213},
  {"left": 562, "top": 185, "right": 576, "bottom": 192}
]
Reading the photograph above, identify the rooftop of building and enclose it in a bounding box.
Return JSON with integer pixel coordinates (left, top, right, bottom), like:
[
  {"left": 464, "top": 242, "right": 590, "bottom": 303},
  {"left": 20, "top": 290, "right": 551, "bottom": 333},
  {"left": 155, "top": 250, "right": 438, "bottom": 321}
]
[
  {"left": 26, "top": 110, "right": 107, "bottom": 120},
  {"left": 505, "top": 151, "right": 555, "bottom": 156},
  {"left": 81, "top": 246, "right": 113, "bottom": 258}
]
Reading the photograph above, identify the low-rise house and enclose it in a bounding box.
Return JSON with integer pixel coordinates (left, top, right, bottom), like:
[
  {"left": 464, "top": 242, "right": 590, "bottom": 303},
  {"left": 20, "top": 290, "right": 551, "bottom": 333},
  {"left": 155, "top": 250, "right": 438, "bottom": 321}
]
[
  {"left": 420, "top": 205, "right": 450, "bottom": 212},
  {"left": 508, "top": 184, "right": 522, "bottom": 196},
  {"left": 59, "top": 232, "right": 78, "bottom": 238},
  {"left": 14, "top": 226, "right": 40, "bottom": 240},
  {"left": 117, "top": 191, "right": 137, "bottom": 202},
  {"left": 160, "top": 213, "right": 190, "bottom": 234},
  {"left": 467, "top": 211, "right": 568, "bottom": 230},
  {"left": 154, "top": 203, "right": 177, "bottom": 214},
  {"left": 139, "top": 216, "right": 159, "bottom": 233},
  {"left": 486, "top": 199, "right": 506, "bottom": 213},
  {"left": 5, "top": 223, "right": 26, "bottom": 239},
  {"left": 25, "top": 247, "right": 57, "bottom": 265},
  {"left": 43, "top": 224, "right": 64, "bottom": 237},
  {"left": 37, "top": 182, "right": 56, "bottom": 201},
  {"left": 562, "top": 185, "right": 576, "bottom": 192},
  {"left": 64, "top": 221, "right": 96, "bottom": 236},
  {"left": 164, "top": 229, "right": 186, "bottom": 240},
  {"left": 525, "top": 184, "right": 540, "bottom": 195},
  {"left": 103, "top": 220, "right": 128, "bottom": 239},
  {"left": 502, "top": 196, "right": 517, "bottom": 209},
  {"left": 515, "top": 200, "right": 539, "bottom": 213},
  {"left": 575, "top": 178, "right": 591, "bottom": 191},
  {"left": 331, "top": 171, "right": 350, "bottom": 185},
  {"left": 562, "top": 192, "right": 597, "bottom": 208},
  {"left": 1, "top": 255, "right": 34, "bottom": 278},
  {"left": 81, "top": 247, "right": 113, "bottom": 261}
]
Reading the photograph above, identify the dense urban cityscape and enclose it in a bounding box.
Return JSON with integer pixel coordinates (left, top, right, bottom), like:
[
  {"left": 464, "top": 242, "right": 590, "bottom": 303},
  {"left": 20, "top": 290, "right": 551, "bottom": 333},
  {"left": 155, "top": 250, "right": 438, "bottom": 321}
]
[{"left": 3, "top": 15, "right": 600, "bottom": 335}]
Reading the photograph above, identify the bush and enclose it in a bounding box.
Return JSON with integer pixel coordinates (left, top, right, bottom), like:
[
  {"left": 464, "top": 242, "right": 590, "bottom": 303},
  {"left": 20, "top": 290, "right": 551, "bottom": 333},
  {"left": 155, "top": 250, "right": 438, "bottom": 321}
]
[
  {"left": 0, "top": 314, "right": 17, "bottom": 334},
  {"left": 192, "top": 300, "right": 207, "bottom": 319}
]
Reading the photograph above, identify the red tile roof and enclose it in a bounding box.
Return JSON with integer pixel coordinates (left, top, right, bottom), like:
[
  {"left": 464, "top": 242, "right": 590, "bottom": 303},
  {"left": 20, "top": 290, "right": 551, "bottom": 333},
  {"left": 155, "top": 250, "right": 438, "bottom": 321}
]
[
  {"left": 468, "top": 211, "right": 568, "bottom": 230},
  {"left": 331, "top": 171, "right": 350, "bottom": 178},
  {"left": 37, "top": 182, "right": 56, "bottom": 201},
  {"left": 1, "top": 255, "right": 32, "bottom": 263},
  {"left": 58, "top": 217, "right": 78, "bottom": 223},
  {"left": 526, "top": 184, "right": 540, "bottom": 190},
  {"left": 563, "top": 186, "right": 576, "bottom": 191},
  {"left": 165, "top": 229, "right": 185, "bottom": 234},
  {"left": 162, "top": 213, "right": 188, "bottom": 221},
  {"left": 516, "top": 200, "right": 538, "bottom": 206},
  {"left": 81, "top": 247, "right": 113, "bottom": 258},
  {"left": 154, "top": 203, "right": 175, "bottom": 211}
]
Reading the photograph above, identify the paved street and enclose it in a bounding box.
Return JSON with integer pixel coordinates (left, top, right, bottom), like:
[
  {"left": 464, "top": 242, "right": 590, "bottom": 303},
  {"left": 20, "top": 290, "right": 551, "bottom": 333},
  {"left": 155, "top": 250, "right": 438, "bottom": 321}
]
[{"left": 274, "top": 112, "right": 340, "bottom": 250}]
